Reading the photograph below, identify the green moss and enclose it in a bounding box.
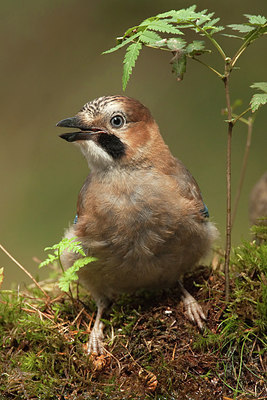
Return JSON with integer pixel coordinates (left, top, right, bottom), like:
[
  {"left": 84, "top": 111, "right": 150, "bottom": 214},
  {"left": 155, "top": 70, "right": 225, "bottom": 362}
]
[{"left": 0, "top": 235, "right": 266, "bottom": 399}]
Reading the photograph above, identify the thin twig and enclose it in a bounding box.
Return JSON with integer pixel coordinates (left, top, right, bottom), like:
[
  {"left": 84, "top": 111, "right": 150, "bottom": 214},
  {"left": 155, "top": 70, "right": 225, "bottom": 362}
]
[
  {"left": 191, "top": 22, "right": 227, "bottom": 60},
  {"left": 191, "top": 56, "right": 224, "bottom": 78},
  {"left": 0, "top": 243, "right": 49, "bottom": 299},
  {"left": 232, "top": 117, "right": 253, "bottom": 227},
  {"left": 232, "top": 107, "right": 251, "bottom": 125},
  {"left": 231, "top": 24, "right": 267, "bottom": 68}
]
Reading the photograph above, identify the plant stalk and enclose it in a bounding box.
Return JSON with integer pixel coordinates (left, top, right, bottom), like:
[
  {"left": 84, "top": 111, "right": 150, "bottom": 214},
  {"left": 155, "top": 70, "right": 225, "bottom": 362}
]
[{"left": 223, "top": 66, "right": 233, "bottom": 303}]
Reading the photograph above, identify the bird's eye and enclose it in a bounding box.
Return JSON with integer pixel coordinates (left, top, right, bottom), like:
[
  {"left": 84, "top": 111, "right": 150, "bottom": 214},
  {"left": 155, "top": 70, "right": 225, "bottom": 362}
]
[{"left": 110, "top": 115, "right": 125, "bottom": 128}]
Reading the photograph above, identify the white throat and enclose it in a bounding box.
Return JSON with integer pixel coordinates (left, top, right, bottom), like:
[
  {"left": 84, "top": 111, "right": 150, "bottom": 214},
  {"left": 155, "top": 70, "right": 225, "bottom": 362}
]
[{"left": 76, "top": 140, "right": 114, "bottom": 171}]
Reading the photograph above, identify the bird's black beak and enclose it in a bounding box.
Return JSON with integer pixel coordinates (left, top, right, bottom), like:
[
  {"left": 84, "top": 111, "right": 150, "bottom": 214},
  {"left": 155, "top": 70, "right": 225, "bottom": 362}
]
[{"left": 57, "top": 116, "right": 104, "bottom": 142}]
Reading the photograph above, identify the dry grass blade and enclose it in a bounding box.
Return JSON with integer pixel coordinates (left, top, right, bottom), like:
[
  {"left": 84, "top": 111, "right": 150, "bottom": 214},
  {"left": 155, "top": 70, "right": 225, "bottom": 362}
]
[{"left": 0, "top": 243, "right": 49, "bottom": 300}]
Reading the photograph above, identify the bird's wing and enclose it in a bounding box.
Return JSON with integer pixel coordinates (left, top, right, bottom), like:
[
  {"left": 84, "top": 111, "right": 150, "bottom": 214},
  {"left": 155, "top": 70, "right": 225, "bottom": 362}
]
[{"left": 173, "top": 158, "right": 209, "bottom": 220}]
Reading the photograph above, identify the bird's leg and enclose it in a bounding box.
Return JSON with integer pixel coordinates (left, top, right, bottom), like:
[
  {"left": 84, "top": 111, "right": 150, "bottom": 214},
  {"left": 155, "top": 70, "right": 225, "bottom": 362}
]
[
  {"left": 178, "top": 280, "right": 206, "bottom": 329},
  {"left": 87, "top": 298, "right": 108, "bottom": 355}
]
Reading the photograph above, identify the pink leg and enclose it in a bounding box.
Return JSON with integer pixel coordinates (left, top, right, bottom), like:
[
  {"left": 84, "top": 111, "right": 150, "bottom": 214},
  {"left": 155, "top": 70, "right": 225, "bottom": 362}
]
[
  {"left": 87, "top": 298, "right": 107, "bottom": 354},
  {"left": 178, "top": 281, "right": 206, "bottom": 329}
]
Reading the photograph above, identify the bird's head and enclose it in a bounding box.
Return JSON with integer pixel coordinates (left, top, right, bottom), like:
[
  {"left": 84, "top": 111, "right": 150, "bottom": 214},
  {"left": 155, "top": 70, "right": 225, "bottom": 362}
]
[{"left": 57, "top": 95, "right": 171, "bottom": 171}]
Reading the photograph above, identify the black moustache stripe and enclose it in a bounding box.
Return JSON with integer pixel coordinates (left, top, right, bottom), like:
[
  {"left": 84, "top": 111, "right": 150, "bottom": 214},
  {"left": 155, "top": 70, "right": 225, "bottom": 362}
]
[{"left": 97, "top": 132, "right": 126, "bottom": 159}]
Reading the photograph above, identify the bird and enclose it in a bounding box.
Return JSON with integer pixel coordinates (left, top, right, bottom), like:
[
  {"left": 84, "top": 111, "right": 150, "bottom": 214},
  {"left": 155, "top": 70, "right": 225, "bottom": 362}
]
[{"left": 57, "top": 95, "right": 218, "bottom": 354}]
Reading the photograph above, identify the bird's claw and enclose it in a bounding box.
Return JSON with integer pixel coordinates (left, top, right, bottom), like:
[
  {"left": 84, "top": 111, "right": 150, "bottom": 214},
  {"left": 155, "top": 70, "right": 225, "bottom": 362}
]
[
  {"left": 181, "top": 289, "right": 206, "bottom": 330},
  {"left": 86, "top": 321, "right": 105, "bottom": 355}
]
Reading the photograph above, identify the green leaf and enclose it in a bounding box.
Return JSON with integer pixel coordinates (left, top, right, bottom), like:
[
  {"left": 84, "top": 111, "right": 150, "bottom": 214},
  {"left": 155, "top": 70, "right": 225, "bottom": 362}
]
[
  {"left": 170, "top": 51, "right": 187, "bottom": 81},
  {"left": 194, "top": 11, "right": 214, "bottom": 26},
  {"left": 250, "top": 82, "right": 267, "bottom": 112},
  {"left": 250, "top": 82, "right": 267, "bottom": 92},
  {"left": 186, "top": 40, "right": 206, "bottom": 55},
  {"left": 250, "top": 94, "right": 267, "bottom": 112},
  {"left": 156, "top": 5, "right": 200, "bottom": 22},
  {"left": 103, "top": 32, "right": 141, "bottom": 54},
  {"left": 139, "top": 30, "right": 162, "bottom": 44},
  {"left": 156, "top": 10, "right": 181, "bottom": 19},
  {"left": 203, "top": 17, "right": 220, "bottom": 28},
  {"left": 222, "top": 33, "right": 243, "bottom": 40},
  {"left": 122, "top": 42, "right": 142, "bottom": 90},
  {"left": 141, "top": 19, "right": 184, "bottom": 35},
  {"left": 244, "top": 14, "right": 267, "bottom": 25},
  {"left": 228, "top": 24, "right": 254, "bottom": 33}
]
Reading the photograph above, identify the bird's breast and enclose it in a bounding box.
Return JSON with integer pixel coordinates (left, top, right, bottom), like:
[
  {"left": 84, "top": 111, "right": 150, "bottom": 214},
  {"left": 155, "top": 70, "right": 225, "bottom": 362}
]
[{"left": 75, "top": 169, "right": 205, "bottom": 263}]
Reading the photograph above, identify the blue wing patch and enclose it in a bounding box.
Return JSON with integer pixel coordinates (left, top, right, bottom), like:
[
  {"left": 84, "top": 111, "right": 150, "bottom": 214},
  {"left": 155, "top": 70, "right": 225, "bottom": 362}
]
[
  {"left": 73, "top": 214, "right": 78, "bottom": 224},
  {"left": 200, "top": 204, "right": 209, "bottom": 219}
]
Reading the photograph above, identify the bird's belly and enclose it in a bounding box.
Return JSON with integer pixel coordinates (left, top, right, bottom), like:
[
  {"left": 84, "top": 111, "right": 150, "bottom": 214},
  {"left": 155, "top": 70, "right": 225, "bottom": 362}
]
[
  {"left": 78, "top": 254, "right": 180, "bottom": 298},
  {"left": 76, "top": 222, "right": 212, "bottom": 299}
]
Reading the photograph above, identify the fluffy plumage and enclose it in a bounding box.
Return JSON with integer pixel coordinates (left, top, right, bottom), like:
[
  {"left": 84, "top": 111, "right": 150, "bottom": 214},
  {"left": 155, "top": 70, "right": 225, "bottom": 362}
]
[{"left": 57, "top": 95, "right": 218, "bottom": 354}]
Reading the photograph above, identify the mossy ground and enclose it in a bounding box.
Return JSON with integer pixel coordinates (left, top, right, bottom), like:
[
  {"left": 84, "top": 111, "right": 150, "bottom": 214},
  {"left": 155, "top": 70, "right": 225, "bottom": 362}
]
[{"left": 0, "top": 239, "right": 266, "bottom": 400}]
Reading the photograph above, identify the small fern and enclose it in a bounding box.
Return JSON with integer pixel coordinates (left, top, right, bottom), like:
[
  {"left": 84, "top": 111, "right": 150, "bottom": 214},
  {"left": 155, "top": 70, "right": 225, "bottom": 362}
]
[{"left": 40, "top": 237, "right": 97, "bottom": 292}]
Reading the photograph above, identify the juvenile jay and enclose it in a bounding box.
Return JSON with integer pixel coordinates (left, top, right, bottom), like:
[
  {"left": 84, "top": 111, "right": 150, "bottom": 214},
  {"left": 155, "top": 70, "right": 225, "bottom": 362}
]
[{"left": 57, "top": 95, "right": 218, "bottom": 354}]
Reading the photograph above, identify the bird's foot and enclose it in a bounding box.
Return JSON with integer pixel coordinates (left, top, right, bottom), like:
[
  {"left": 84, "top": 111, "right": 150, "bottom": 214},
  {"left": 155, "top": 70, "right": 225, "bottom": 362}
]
[
  {"left": 86, "top": 321, "right": 105, "bottom": 355},
  {"left": 180, "top": 285, "right": 206, "bottom": 330}
]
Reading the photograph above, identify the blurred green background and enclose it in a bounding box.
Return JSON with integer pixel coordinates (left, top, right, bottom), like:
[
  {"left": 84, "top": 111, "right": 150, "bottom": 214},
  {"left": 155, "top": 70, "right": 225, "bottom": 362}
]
[{"left": 1, "top": 0, "right": 266, "bottom": 289}]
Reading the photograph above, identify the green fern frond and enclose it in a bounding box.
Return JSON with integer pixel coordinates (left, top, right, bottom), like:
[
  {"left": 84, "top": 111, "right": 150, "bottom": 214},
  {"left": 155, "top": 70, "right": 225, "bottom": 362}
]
[
  {"left": 122, "top": 42, "right": 142, "bottom": 90},
  {"left": 58, "top": 256, "right": 97, "bottom": 292},
  {"left": 40, "top": 237, "right": 98, "bottom": 292},
  {"left": 40, "top": 237, "right": 86, "bottom": 269}
]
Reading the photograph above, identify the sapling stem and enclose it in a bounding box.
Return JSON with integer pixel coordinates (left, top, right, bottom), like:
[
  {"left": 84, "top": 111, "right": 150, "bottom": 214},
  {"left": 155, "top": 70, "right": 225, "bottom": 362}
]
[{"left": 223, "top": 62, "right": 233, "bottom": 303}]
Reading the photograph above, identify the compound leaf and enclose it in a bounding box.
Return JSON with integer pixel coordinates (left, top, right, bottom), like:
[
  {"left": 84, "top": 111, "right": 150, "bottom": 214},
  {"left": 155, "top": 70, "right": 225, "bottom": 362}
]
[{"left": 123, "top": 42, "right": 142, "bottom": 90}]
